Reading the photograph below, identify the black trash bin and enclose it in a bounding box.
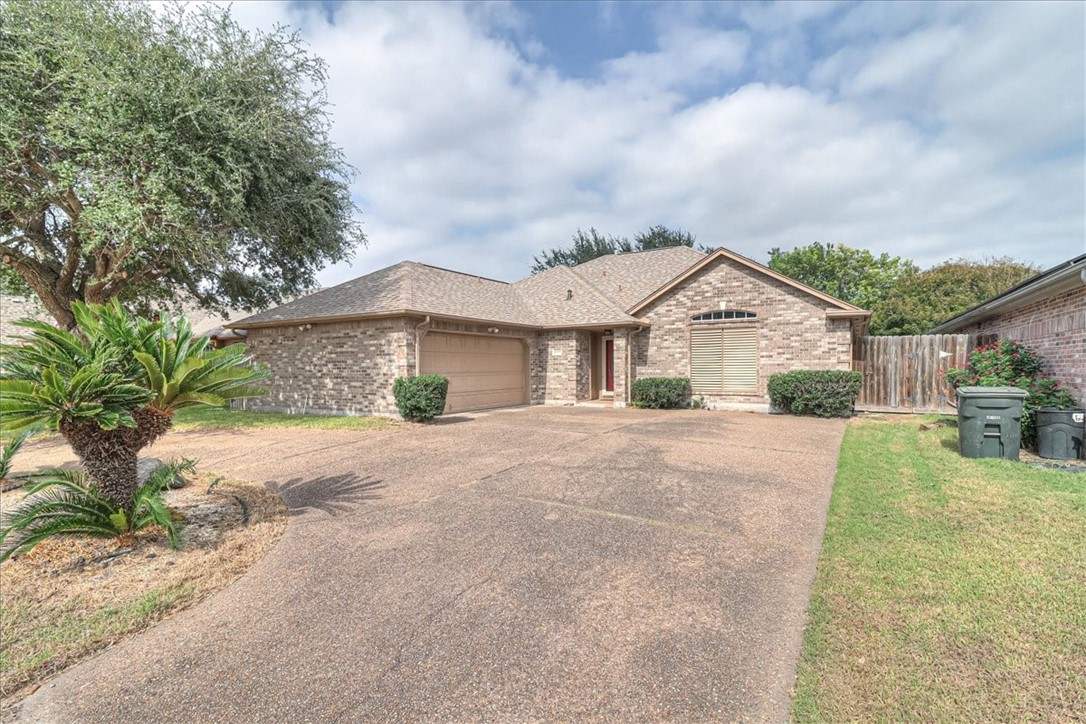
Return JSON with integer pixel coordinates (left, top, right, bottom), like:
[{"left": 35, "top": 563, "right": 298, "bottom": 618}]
[
  {"left": 957, "top": 386, "right": 1028, "bottom": 461},
  {"left": 1035, "top": 408, "right": 1085, "bottom": 460}
]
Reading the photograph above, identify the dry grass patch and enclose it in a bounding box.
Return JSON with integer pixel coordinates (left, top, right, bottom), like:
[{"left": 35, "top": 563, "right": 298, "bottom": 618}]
[
  {"left": 793, "top": 416, "right": 1086, "bottom": 722},
  {"left": 171, "top": 405, "right": 397, "bottom": 432},
  {"left": 0, "top": 473, "right": 286, "bottom": 706}
]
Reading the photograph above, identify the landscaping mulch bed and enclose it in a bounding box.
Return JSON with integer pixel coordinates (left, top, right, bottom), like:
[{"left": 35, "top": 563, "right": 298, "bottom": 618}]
[{"left": 0, "top": 473, "right": 287, "bottom": 712}]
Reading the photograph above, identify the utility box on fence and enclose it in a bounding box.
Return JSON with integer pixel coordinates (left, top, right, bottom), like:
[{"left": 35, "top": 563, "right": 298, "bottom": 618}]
[
  {"left": 957, "top": 386, "right": 1029, "bottom": 461},
  {"left": 1036, "top": 408, "right": 1085, "bottom": 460}
]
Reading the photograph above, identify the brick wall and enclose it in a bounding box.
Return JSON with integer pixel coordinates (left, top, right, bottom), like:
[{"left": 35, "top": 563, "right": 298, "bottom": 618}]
[
  {"left": 530, "top": 329, "right": 589, "bottom": 404},
  {"left": 955, "top": 286, "right": 1085, "bottom": 405},
  {"left": 635, "top": 256, "right": 854, "bottom": 405},
  {"left": 244, "top": 317, "right": 413, "bottom": 416}
]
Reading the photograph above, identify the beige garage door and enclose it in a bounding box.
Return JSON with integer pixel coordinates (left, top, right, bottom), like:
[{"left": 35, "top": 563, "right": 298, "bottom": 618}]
[{"left": 419, "top": 333, "right": 527, "bottom": 413}]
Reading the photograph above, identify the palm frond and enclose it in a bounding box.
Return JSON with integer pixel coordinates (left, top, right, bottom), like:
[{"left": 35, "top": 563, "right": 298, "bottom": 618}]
[
  {"left": 0, "top": 469, "right": 180, "bottom": 562},
  {"left": 0, "top": 426, "right": 39, "bottom": 480}
]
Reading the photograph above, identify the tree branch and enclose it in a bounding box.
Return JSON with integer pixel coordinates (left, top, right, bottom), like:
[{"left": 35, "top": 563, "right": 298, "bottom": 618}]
[{"left": 0, "top": 242, "right": 74, "bottom": 328}]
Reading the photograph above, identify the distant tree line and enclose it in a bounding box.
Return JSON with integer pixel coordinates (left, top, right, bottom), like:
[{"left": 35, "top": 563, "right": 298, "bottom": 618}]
[{"left": 530, "top": 225, "right": 709, "bottom": 273}]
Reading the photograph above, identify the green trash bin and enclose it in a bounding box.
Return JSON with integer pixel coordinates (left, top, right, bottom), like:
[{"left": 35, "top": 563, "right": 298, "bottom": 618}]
[
  {"left": 956, "top": 386, "right": 1029, "bottom": 461},
  {"left": 1035, "top": 408, "right": 1085, "bottom": 460}
]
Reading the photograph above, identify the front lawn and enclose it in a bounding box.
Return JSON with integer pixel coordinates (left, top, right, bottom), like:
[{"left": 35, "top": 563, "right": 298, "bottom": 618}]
[
  {"left": 171, "top": 406, "right": 396, "bottom": 432},
  {"left": 793, "top": 417, "right": 1086, "bottom": 721}
]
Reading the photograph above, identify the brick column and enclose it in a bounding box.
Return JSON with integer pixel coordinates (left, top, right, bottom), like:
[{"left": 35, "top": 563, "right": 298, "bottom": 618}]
[{"left": 612, "top": 330, "right": 629, "bottom": 407}]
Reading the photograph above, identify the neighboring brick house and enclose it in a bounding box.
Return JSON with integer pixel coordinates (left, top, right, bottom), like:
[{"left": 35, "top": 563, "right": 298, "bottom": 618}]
[
  {"left": 231, "top": 247, "right": 870, "bottom": 415},
  {"left": 931, "top": 253, "right": 1086, "bottom": 405}
]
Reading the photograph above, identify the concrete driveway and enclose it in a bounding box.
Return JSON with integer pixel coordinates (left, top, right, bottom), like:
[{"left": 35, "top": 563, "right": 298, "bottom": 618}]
[{"left": 14, "top": 407, "right": 847, "bottom": 723}]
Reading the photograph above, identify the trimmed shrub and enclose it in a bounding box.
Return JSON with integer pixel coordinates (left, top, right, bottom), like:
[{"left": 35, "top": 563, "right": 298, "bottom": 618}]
[
  {"left": 631, "top": 377, "right": 691, "bottom": 409},
  {"left": 945, "top": 340, "right": 1076, "bottom": 449},
  {"left": 393, "top": 375, "right": 449, "bottom": 422},
  {"left": 768, "top": 370, "right": 863, "bottom": 418}
]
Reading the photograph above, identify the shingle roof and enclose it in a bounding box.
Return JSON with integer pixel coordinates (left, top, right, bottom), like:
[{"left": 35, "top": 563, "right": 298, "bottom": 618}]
[
  {"left": 230, "top": 247, "right": 728, "bottom": 330},
  {"left": 511, "top": 266, "right": 641, "bottom": 327},
  {"left": 232, "top": 262, "right": 536, "bottom": 328},
  {"left": 571, "top": 246, "right": 708, "bottom": 310}
]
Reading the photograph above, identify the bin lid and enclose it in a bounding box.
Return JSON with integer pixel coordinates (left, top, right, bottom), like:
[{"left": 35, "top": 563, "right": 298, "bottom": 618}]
[{"left": 956, "top": 386, "right": 1029, "bottom": 398}]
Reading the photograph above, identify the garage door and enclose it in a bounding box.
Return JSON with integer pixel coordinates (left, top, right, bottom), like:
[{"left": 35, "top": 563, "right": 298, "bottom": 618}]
[{"left": 419, "top": 333, "right": 527, "bottom": 413}]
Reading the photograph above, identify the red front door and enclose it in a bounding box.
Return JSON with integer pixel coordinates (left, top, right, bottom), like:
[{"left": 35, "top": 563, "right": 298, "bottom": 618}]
[{"left": 605, "top": 339, "right": 614, "bottom": 392}]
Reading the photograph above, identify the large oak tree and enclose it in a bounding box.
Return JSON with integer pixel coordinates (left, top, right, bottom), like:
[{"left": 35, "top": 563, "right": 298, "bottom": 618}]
[{"left": 0, "top": 0, "right": 363, "bottom": 328}]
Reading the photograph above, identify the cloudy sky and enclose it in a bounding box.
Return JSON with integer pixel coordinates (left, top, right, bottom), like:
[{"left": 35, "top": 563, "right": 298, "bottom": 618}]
[{"left": 225, "top": 0, "right": 1084, "bottom": 286}]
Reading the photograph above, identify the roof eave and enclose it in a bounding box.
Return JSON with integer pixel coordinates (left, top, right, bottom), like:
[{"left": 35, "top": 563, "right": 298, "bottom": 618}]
[{"left": 230, "top": 309, "right": 544, "bottom": 331}]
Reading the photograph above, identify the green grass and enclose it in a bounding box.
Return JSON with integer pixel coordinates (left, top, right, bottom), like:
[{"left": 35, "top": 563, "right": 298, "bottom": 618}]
[
  {"left": 170, "top": 406, "right": 395, "bottom": 432},
  {"left": 793, "top": 417, "right": 1086, "bottom": 721},
  {"left": 1, "top": 583, "right": 196, "bottom": 699}
]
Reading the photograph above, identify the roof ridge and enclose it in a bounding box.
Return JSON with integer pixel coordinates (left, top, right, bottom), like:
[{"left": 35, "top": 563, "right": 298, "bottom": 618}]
[
  {"left": 411, "top": 261, "right": 510, "bottom": 285},
  {"left": 575, "top": 245, "right": 706, "bottom": 267}
]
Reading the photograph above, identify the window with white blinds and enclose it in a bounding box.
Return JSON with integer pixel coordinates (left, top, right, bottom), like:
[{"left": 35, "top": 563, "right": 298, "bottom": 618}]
[{"left": 689, "top": 327, "right": 758, "bottom": 393}]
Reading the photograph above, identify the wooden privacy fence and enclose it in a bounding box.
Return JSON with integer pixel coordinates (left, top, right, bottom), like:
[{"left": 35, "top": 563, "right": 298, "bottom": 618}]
[{"left": 852, "top": 334, "right": 991, "bottom": 413}]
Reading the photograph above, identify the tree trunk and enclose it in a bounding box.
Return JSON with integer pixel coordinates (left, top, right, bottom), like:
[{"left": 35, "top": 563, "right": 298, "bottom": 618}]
[{"left": 59, "top": 407, "right": 174, "bottom": 510}]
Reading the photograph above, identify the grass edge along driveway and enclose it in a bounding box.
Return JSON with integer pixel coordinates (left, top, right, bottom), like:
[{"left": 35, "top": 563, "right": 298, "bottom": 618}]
[
  {"left": 792, "top": 417, "right": 1086, "bottom": 721},
  {"left": 170, "top": 406, "right": 396, "bottom": 432}
]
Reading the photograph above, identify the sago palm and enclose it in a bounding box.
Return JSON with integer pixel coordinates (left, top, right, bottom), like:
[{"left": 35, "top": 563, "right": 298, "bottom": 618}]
[
  {"left": 0, "top": 467, "right": 181, "bottom": 562},
  {"left": 0, "top": 301, "right": 266, "bottom": 511}
]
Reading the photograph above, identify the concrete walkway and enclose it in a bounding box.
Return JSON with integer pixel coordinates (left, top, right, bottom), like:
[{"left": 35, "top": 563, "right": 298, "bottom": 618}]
[{"left": 14, "top": 407, "right": 847, "bottom": 723}]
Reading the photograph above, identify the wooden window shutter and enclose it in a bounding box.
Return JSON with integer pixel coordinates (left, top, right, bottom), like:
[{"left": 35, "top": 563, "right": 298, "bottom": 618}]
[
  {"left": 721, "top": 328, "right": 758, "bottom": 392},
  {"left": 690, "top": 327, "right": 723, "bottom": 393}
]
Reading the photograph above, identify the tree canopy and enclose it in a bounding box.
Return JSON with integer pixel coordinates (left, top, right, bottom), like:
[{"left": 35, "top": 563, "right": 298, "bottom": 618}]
[
  {"left": 0, "top": 0, "right": 363, "bottom": 328},
  {"left": 767, "top": 244, "right": 1038, "bottom": 335},
  {"left": 531, "top": 225, "right": 701, "bottom": 273},
  {"left": 767, "top": 242, "right": 917, "bottom": 321},
  {"left": 874, "top": 258, "right": 1040, "bottom": 335}
]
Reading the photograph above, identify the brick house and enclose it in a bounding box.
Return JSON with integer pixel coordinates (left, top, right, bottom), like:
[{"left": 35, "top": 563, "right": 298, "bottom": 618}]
[
  {"left": 231, "top": 247, "right": 870, "bottom": 415},
  {"left": 931, "top": 253, "right": 1086, "bottom": 405}
]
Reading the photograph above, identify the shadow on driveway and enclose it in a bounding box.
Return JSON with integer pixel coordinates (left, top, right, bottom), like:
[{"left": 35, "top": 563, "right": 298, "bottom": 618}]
[{"left": 265, "top": 473, "right": 384, "bottom": 516}]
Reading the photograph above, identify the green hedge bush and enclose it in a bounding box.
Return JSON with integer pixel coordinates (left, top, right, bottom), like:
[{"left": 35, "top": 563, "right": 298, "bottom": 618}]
[
  {"left": 945, "top": 340, "right": 1076, "bottom": 449},
  {"left": 768, "top": 370, "right": 863, "bottom": 418},
  {"left": 631, "top": 377, "right": 691, "bottom": 409},
  {"left": 393, "top": 375, "right": 449, "bottom": 421}
]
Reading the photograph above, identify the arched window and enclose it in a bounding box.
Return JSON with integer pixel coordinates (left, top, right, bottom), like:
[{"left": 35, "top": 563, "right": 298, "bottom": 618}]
[{"left": 691, "top": 310, "right": 756, "bottom": 322}]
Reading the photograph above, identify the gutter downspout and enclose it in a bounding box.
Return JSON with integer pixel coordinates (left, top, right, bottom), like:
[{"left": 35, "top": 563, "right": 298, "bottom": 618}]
[
  {"left": 626, "top": 325, "right": 645, "bottom": 406},
  {"left": 414, "top": 316, "right": 431, "bottom": 375}
]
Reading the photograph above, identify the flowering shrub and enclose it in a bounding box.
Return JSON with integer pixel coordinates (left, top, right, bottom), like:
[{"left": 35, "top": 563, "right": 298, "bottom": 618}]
[{"left": 945, "top": 341, "right": 1076, "bottom": 449}]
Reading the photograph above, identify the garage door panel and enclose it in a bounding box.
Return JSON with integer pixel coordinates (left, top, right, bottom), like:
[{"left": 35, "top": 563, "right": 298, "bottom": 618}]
[{"left": 419, "top": 333, "right": 527, "bottom": 413}]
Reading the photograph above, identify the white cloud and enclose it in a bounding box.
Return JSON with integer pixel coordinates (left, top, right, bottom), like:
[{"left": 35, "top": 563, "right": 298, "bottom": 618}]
[
  {"left": 215, "top": 0, "right": 1083, "bottom": 287},
  {"left": 602, "top": 26, "right": 750, "bottom": 94}
]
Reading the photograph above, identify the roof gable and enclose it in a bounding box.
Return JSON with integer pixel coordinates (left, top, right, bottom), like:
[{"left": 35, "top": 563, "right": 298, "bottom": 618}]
[{"left": 628, "top": 248, "right": 869, "bottom": 316}]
